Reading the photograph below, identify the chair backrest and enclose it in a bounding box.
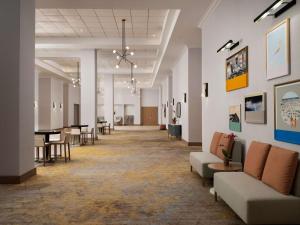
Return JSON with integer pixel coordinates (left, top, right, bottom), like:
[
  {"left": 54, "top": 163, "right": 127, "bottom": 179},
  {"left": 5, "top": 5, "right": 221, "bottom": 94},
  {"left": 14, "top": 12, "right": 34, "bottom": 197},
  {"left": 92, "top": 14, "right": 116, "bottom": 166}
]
[
  {"left": 34, "top": 135, "right": 45, "bottom": 147},
  {"left": 49, "top": 134, "right": 61, "bottom": 142},
  {"left": 71, "top": 128, "right": 80, "bottom": 135},
  {"left": 81, "top": 127, "right": 88, "bottom": 132},
  {"left": 90, "top": 128, "right": 94, "bottom": 134},
  {"left": 64, "top": 134, "right": 71, "bottom": 144},
  {"left": 231, "top": 140, "right": 244, "bottom": 164}
]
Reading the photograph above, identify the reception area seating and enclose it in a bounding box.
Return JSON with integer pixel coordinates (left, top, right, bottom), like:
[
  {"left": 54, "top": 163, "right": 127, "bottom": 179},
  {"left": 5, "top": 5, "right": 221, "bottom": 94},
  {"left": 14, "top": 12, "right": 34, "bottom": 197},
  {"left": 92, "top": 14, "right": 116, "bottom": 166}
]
[
  {"left": 189, "top": 132, "right": 243, "bottom": 185},
  {"left": 214, "top": 141, "right": 300, "bottom": 224}
]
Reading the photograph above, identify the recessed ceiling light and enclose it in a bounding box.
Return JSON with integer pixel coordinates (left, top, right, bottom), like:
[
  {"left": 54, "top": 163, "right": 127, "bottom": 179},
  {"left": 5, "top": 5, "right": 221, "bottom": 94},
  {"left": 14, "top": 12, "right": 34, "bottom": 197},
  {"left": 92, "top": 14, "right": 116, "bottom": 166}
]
[{"left": 115, "top": 65, "right": 119, "bottom": 69}]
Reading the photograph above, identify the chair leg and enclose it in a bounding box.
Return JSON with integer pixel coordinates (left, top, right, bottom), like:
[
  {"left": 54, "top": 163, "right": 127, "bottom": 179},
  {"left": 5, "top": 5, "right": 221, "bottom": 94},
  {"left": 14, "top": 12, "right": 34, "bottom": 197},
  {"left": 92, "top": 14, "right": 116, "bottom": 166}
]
[
  {"left": 54, "top": 144, "right": 57, "bottom": 161},
  {"left": 68, "top": 143, "right": 71, "bottom": 160},
  {"left": 190, "top": 166, "right": 192, "bottom": 172},
  {"left": 214, "top": 191, "right": 218, "bottom": 202},
  {"left": 64, "top": 145, "right": 67, "bottom": 163},
  {"left": 43, "top": 147, "right": 46, "bottom": 166}
]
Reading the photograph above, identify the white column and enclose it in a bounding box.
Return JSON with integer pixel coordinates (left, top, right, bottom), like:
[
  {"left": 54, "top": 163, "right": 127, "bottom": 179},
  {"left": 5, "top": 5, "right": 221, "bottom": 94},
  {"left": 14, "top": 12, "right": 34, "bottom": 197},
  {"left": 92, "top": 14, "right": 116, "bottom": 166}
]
[
  {"left": 158, "top": 86, "right": 162, "bottom": 125},
  {"left": 0, "top": 0, "right": 35, "bottom": 182},
  {"left": 80, "top": 50, "right": 97, "bottom": 131},
  {"left": 34, "top": 70, "right": 39, "bottom": 131},
  {"left": 103, "top": 74, "right": 114, "bottom": 127}
]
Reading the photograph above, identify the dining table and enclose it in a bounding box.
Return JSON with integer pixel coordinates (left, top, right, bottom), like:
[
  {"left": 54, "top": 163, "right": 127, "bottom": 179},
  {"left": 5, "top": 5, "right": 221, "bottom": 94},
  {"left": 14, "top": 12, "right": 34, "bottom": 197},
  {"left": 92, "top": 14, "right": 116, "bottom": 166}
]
[
  {"left": 70, "top": 124, "right": 88, "bottom": 132},
  {"left": 35, "top": 130, "right": 61, "bottom": 162}
]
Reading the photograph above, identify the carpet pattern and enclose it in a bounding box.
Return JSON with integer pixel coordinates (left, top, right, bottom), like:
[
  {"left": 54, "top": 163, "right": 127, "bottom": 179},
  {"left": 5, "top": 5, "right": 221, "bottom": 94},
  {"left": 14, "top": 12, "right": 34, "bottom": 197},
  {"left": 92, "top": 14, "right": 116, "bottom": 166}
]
[{"left": 0, "top": 131, "right": 244, "bottom": 225}]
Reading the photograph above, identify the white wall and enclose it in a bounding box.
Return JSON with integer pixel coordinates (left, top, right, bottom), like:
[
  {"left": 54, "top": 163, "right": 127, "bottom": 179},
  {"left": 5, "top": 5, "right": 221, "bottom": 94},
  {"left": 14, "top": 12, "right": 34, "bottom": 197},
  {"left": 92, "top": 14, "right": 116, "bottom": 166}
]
[
  {"left": 172, "top": 47, "right": 189, "bottom": 141},
  {"left": 202, "top": 0, "right": 300, "bottom": 153},
  {"left": 114, "top": 87, "right": 141, "bottom": 125},
  {"left": 51, "top": 78, "right": 64, "bottom": 129},
  {"left": 67, "top": 84, "right": 80, "bottom": 126},
  {"left": 141, "top": 88, "right": 159, "bottom": 107},
  {"left": 188, "top": 48, "right": 202, "bottom": 143},
  {"left": 103, "top": 74, "right": 114, "bottom": 126},
  {"left": 34, "top": 70, "right": 39, "bottom": 131}
]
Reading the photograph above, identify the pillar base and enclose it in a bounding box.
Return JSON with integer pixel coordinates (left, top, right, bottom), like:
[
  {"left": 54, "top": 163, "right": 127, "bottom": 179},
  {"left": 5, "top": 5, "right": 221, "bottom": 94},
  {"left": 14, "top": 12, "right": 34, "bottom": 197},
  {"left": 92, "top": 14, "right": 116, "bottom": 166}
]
[{"left": 0, "top": 168, "right": 36, "bottom": 184}]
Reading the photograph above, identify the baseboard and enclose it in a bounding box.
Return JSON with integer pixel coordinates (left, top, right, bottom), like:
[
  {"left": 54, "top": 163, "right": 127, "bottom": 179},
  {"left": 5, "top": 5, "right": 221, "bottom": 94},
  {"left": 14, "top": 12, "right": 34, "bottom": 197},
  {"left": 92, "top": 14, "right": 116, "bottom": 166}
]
[{"left": 0, "top": 167, "right": 37, "bottom": 184}]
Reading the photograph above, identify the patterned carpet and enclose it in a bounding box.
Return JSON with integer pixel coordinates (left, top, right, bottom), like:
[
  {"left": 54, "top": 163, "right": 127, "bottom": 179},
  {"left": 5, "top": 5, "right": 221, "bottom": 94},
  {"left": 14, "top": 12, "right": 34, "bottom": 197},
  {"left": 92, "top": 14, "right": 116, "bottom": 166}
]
[{"left": 0, "top": 130, "right": 244, "bottom": 225}]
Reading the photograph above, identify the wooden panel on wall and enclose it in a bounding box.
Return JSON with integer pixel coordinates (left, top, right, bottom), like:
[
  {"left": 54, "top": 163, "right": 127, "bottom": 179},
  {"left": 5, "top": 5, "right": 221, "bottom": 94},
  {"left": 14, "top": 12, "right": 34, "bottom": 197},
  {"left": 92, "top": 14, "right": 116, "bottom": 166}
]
[{"left": 141, "top": 107, "right": 158, "bottom": 125}]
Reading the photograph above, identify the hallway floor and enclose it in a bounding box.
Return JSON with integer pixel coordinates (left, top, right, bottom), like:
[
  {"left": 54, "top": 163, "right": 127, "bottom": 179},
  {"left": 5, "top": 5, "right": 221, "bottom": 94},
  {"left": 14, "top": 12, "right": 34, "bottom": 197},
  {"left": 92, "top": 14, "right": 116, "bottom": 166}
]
[{"left": 0, "top": 131, "right": 244, "bottom": 225}]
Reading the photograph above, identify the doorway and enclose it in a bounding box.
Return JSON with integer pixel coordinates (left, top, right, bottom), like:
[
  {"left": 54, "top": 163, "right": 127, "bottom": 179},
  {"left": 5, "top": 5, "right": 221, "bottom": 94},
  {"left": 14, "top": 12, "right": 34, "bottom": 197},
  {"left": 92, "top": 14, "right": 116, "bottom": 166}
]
[
  {"left": 141, "top": 107, "right": 158, "bottom": 125},
  {"left": 74, "top": 104, "right": 80, "bottom": 125}
]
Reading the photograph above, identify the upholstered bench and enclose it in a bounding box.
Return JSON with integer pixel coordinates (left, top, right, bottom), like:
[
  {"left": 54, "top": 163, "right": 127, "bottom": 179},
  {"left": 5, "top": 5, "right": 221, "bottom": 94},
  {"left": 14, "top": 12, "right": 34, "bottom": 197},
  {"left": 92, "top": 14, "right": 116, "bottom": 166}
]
[
  {"left": 190, "top": 132, "right": 243, "bottom": 185},
  {"left": 215, "top": 142, "right": 300, "bottom": 224}
]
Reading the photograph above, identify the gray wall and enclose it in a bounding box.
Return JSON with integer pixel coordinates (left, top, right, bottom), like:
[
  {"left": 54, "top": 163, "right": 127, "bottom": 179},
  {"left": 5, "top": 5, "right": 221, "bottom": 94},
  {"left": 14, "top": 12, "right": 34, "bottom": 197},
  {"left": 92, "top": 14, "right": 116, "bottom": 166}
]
[{"left": 202, "top": 0, "right": 300, "bottom": 153}]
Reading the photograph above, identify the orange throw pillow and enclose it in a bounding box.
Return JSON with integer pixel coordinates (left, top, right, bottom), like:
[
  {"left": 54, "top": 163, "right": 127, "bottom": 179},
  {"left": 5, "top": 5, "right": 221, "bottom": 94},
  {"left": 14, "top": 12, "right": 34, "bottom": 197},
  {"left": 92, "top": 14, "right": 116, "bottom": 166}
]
[
  {"left": 216, "top": 134, "right": 234, "bottom": 160},
  {"left": 244, "top": 141, "right": 271, "bottom": 180},
  {"left": 210, "top": 132, "right": 223, "bottom": 155},
  {"left": 262, "top": 146, "right": 299, "bottom": 195}
]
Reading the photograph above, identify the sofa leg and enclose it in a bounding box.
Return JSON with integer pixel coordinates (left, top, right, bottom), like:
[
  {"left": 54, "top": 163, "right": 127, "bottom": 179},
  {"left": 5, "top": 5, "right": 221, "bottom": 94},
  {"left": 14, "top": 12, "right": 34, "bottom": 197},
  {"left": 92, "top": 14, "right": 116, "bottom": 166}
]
[
  {"left": 214, "top": 191, "right": 218, "bottom": 202},
  {"left": 190, "top": 166, "right": 192, "bottom": 172}
]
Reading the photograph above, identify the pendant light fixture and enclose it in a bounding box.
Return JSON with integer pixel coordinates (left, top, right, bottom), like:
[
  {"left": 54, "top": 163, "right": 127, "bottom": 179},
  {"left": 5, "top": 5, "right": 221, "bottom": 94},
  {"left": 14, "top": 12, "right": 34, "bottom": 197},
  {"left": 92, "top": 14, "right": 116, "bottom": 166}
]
[{"left": 72, "top": 62, "right": 80, "bottom": 88}]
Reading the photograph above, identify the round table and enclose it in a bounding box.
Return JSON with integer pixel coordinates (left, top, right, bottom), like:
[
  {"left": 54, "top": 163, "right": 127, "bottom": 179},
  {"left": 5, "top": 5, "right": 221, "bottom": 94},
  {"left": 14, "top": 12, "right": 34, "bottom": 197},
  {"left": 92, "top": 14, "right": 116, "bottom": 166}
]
[
  {"left": 208, "top": 162, "right": 243, "bottom": 199},
  {"left": 70, "top": 124, "right": 88, "bottom": 131},
  {"left": 208, "top": 162, "right": 243, "bottom": 172}
]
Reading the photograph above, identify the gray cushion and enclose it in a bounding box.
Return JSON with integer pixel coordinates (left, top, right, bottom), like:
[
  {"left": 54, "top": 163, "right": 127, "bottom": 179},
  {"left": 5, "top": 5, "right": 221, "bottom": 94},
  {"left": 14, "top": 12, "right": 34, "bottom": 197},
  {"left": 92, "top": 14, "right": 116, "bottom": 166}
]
[{"left": 214, "top": 172, "right": 300, "bottom": 224}]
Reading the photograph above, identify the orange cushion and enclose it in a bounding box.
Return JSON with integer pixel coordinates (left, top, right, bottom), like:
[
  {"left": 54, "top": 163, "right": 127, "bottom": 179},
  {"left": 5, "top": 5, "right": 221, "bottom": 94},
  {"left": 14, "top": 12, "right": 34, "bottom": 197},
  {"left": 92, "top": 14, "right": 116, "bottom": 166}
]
[
  {"left": 262, "top": 146, "right": 299, "bottom": 195},
  {"left": 244, "top": 141, "right": 271, "bottom": 180},
  {"left": 210, "top": 132, "right": 223, "bottom": 155},
  {"left": 216, "top": 134, "right": 234, "bottom": 160}
]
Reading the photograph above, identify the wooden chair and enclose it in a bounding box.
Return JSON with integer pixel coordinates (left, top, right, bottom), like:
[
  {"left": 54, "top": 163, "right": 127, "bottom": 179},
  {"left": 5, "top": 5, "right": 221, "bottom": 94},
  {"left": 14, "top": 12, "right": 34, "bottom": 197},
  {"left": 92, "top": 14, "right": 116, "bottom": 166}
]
[
  {"left": 34, "top": 135, "right": 48, "bottom": 166},
  {"left": 70, "top": 128, "right": 81, "bottom": 145},
  {"left": 49, "top": 131, "right": 71, "bottom": 162},
  {"left": 81, "top": 128, "right": 95, "bottom": 144}
]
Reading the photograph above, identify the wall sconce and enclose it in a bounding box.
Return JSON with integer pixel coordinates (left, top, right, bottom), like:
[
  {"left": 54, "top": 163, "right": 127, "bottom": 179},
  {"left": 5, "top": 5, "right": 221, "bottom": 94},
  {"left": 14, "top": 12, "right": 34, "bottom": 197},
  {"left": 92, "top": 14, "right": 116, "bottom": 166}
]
[
  {"left": 254, "top": 0, "right": 296, "bottom": 23},
  {"left": 217, "top": 40, "right": 240, "bottom": 53},
  {"left": 59, "top": 103, "right": 63, "bottom": 110},
  {"left": 52, "top": 102, "right": 56, "bottom": 110},
  {"left": 34, "top": 101, "right": 38, "bottom": 109},
  {"left": 167, "top": 101, "right": 168, "bottom": 107},
  {"left": 202, "top": 83, "right": 208, "bottom": 98},
  {"left": 184, "top": 93, "right": 187, "bottom": 103},
  {"left": 172, "top": 98, "right": 175, "bottom": 105}
]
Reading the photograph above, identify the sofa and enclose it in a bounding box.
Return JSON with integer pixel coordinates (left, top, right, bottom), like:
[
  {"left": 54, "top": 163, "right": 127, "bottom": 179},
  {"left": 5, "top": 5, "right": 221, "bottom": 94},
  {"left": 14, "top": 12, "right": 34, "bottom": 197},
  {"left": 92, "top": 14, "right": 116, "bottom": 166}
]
[
  {"left": 214, "top": 141, "right": 300, "bottom": 224},
  {"left": 190, "top": 132, "right": 243, "bottom": 185}
]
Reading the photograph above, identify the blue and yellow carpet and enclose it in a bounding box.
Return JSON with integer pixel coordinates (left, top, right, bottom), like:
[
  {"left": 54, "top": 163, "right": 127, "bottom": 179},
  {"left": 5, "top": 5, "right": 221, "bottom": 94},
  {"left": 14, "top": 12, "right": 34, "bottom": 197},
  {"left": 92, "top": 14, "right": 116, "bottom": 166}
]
[{"left": 0, "top": 130, "right": 244, "bottom": 225}]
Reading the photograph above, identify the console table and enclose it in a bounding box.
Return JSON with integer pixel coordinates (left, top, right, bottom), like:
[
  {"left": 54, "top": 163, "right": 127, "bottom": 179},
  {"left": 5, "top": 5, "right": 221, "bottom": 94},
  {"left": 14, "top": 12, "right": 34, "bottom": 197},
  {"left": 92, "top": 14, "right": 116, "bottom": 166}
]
[{"left": 168, "top": 124, "right": 182, "bottom": 139}]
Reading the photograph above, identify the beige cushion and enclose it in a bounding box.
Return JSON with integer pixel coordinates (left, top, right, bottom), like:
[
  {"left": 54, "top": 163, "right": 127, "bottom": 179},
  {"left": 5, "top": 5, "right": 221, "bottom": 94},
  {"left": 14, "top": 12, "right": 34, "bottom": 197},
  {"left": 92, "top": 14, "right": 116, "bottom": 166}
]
[
  {"left": 244, "top": 141, "right": 271, "bottom": 180},
  {"left": 214, "top": 172, "right": 300, "bottom": 224},
  {"left": 216, "top": 134, "right": 234, "bottom": 160},
  {"left": 190, "top": 152, "right": 222, "bottom": 178},
  {"left": 262, "top": 146, "right": 299, "bottom": 195},
  {"left": 210, "top": 132, "right": 223, "bottom": 155}
]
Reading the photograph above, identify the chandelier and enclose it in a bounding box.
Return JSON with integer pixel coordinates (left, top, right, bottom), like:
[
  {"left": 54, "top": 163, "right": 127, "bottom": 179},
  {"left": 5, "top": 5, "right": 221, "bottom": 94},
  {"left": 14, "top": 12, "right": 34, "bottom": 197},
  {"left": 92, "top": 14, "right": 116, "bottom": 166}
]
[{"left": 113, "top": 19, "right": 137, "bottom": 93}]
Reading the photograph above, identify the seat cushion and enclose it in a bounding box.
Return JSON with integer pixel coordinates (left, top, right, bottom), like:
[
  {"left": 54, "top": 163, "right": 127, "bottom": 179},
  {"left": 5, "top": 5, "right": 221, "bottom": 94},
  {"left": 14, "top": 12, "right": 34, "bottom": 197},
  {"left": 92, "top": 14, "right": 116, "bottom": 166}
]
[
  {"left": 262, "top": 146, "right": 299, "bottom": 195},
  {"left": 214, "top": 172, "right": 300, "bottom": 224},
  {"left": 244, "top": 141, "right": 271, "bottom": 180},
  {"left": 210, "top": 132, "right": 223, "bottom": 155},
  {"left": 216, "top": 134, "right": 234, "bottom": 160},
  {"left": 190, "top": 152, "right": 222, "bottom": 178}
]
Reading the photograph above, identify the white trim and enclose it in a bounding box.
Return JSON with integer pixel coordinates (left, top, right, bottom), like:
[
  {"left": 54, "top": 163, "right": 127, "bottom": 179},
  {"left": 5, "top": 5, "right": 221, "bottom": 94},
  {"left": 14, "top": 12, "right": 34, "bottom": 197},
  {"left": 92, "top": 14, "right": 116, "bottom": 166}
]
[{"left": 198, "top": 0, "right": 222, "bottom": 29}]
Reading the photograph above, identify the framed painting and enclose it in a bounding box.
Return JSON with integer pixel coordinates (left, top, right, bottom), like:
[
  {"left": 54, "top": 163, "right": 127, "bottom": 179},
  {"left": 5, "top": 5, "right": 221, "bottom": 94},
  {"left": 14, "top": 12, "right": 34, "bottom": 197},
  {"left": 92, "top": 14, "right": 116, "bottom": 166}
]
[
  {"left": 266, "top": 19, "right": 290, "bottom": 80},
  {"left": 226, "top": 46, "right": 248, "bottom": 92},
  {"left": 229, "top": 105, "right": 241, "bottom": 132},
  {"left": 274, "top": 80, "right": 300, "bottom": 145},
  {"left": 245, "top": 92, "right": 266, "bottom": 124}
]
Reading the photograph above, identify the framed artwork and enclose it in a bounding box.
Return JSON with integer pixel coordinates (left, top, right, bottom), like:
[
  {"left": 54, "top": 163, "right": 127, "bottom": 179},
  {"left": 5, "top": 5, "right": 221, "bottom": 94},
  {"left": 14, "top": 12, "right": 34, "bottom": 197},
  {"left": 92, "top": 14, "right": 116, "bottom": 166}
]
[
  {"left": 274, "top": 80, "right": 300, "bottom": 145},
  {"left": 226, "top": 46, "right": 248, "bottom": 92},
  {"left": 176, "top": 102, "right": 181, "bottom": 118},
  {"left": 245, "top": 93, "right": 266, "bottom": 124},
  {"left": 229, "top": 105, "right": 241, "bottom": 132},
  {"left": 266, "top": 19, "right": 290, "bottom": 80}
]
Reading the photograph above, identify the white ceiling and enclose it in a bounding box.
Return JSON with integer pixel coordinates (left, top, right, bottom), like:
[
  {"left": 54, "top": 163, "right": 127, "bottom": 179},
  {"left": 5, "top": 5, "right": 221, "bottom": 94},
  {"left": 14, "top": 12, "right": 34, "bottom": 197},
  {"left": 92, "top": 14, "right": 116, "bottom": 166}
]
[
  {"left": 36, "top": 9, "right": 167, "bottom": 39},
  {"left": 35, "top": 0, "right": 214, "bottom": 88}
]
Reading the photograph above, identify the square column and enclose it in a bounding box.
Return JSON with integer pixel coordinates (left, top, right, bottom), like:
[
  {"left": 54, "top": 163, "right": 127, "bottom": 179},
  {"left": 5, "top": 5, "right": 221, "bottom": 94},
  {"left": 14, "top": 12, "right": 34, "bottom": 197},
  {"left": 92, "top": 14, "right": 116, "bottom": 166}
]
[{"left": 0, "top": 0, "right": 36, "bottom": 183}]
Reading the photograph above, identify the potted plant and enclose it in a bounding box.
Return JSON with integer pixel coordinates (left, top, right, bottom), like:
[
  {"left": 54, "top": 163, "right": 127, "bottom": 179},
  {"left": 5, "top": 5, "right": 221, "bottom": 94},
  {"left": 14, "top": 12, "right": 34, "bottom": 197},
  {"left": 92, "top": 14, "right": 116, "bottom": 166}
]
[
  {"left": 222, "top": 133, "right": 236, "bottom": 166},
  {"left": 172, "top": 117, "right": 177, "bottom": 124}
]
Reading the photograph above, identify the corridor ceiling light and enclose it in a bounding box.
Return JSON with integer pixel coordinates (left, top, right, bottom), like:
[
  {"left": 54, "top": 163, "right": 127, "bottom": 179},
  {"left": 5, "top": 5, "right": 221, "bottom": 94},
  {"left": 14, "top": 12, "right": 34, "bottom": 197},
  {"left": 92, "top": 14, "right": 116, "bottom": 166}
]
[
  {"left": 112, "top": 19, "right": 137, "bottom": 69},
  {"left": 254, "top": 0, "right": 296, "bottom": 23},
  {"left": 217, "top": 40, "right": 240, "bottom": 53},
  {"left": 134, "top": 64, "right": 138, "bottom": 69}
]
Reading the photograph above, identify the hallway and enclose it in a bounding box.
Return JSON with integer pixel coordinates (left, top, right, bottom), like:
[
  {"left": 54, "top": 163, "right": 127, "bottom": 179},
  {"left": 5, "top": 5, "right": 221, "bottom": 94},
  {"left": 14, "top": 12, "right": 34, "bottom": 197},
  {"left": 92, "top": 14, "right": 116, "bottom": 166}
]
[{"left": 0, "top": 131, "right": 243, "bottom": 225}]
